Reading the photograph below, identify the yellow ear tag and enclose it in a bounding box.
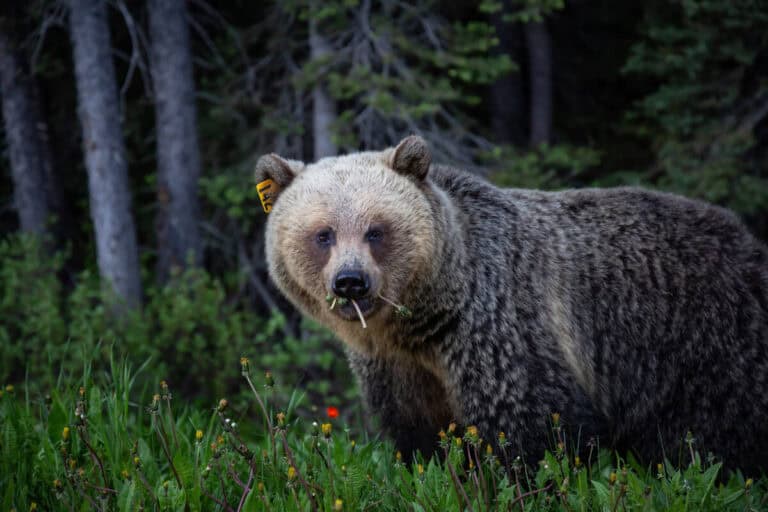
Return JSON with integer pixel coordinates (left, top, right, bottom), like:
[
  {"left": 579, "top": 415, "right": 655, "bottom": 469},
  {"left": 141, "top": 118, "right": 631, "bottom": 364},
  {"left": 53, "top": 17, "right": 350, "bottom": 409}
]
[{"left": 256, "top": 179, "right": 280, "bottom": 213}]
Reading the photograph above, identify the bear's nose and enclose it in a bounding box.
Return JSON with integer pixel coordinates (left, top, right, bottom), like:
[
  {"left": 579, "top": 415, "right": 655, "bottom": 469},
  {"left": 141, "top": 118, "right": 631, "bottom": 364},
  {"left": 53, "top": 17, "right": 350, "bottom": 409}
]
[{"left": 332, "top": 270, "right": 370, "bottom": 299}]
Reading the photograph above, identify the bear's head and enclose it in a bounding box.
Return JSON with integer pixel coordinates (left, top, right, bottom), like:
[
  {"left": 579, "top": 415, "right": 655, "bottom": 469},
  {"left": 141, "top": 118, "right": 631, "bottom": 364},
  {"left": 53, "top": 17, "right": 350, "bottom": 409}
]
[{"left": 255, "top": 136, "right": 441, "bottom": 330}]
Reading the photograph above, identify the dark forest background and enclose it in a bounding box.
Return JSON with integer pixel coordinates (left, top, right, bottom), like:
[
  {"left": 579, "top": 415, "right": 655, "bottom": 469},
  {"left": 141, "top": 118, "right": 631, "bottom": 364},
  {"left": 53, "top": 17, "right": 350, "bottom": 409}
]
[{"left": 1, "top": 0, "right": 767, "bottom": 414}]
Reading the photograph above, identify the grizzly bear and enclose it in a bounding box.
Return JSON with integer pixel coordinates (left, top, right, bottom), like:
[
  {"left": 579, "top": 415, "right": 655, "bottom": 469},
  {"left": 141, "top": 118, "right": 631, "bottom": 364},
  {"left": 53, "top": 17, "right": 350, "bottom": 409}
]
[{"left": 255, "top": 135, "right": 768, "bottom": 472}]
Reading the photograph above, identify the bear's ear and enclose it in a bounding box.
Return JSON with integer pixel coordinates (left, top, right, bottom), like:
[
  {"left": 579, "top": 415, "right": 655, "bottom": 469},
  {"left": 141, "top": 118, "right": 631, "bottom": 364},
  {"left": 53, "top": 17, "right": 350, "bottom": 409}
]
[
  {"left": 254, "top": 154, "right": 304, "bottom": 213},
  {"left": 255, "top": 153, "right": 304, "bottom": 187},
  {"left": 387, "top": 135, "right": 431, "bottom": 181}
]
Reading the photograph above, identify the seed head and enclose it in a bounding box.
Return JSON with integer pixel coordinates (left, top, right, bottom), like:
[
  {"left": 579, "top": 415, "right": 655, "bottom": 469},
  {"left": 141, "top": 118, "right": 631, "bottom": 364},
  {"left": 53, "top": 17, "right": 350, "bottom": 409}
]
[{"left": 217, "top": 398, "right": 228, "bottom": 412}]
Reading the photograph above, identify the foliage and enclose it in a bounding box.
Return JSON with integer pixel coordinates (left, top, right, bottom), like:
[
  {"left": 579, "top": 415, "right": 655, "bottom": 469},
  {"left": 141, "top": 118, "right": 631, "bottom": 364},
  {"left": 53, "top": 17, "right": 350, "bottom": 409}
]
[
  {"left": 622, "top": 0, "right": 768, "bottom": 215},
  {"left": 2, "top": 355, "right": 766, "bottom": 511},
  {"left": 285, "top": 0, "right": 514, "bottom": 162},
  {"left": 0, "top": 235, "right": 67, "bottom": 384},
  {"left": 488, "top": 144, "right": 601, "bottom": 190},
  {"left": 0, "top": 235, "right": 356, "bottom": 411}
]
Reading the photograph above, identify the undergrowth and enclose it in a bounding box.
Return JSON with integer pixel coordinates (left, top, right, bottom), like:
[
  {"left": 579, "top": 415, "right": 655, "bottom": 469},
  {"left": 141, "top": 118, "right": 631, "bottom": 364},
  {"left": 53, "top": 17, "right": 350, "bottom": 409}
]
[{"left": 1, "top": 355, "right": 765, "bottom": 511}]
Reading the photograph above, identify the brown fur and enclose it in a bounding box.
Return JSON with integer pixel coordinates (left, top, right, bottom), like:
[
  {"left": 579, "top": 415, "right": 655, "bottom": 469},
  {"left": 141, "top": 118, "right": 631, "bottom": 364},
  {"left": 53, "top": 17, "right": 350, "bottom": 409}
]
[{"left": 256, "top": 136, "right": 768, "bottom": 471}]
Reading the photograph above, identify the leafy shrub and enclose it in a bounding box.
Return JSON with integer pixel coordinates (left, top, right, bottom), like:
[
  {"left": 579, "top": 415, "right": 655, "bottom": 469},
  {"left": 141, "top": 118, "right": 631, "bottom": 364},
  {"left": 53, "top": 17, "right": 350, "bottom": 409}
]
[{"left": 0, "top": 235, "right": 356, "bottom": 408}]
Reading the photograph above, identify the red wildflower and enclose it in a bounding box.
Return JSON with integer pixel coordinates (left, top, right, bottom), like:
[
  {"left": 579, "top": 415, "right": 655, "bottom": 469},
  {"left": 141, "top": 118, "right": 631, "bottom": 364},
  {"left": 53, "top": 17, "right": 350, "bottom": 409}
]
[{"left": 326, "top": 406, "right": 339, "bottom": 419}]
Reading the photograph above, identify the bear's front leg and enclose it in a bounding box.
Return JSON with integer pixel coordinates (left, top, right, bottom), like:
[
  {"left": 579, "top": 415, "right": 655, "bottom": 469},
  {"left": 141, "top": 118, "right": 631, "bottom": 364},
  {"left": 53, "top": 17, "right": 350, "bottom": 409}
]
[{"left": 346, "top": 349, "right": 455, "bottom": 461}]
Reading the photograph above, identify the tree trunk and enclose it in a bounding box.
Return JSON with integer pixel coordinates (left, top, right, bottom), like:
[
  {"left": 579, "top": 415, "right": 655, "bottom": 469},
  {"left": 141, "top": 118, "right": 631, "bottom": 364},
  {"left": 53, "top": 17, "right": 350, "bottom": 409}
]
[
  {"left": 0, "top": 28, "right": 50, "bottom": 235},
  {"left": 525, "top": 20, "right": 553, "bottom": 146},
  {"left": 309, "top": 18, "right": 338, "bottom": 158},
  {"left": 67, "top": 0, "right": 142, "bottom": 308},
  {"left": 489, "top": 1, "right": 527, "bottom": 146},
  {"left": 148, "top": 0, "right": 203, "bottom": 283}
]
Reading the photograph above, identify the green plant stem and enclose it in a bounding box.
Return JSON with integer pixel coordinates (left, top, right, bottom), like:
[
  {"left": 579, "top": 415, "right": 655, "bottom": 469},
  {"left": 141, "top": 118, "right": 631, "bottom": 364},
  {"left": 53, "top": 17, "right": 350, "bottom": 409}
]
[
  {"left": 163, "top": 395, "right": 179, "bottom": 447},
  {"left": 472, "top": 444, "right": 488, "bottom": 511},
  {"left": 279, "top": 430, "right": 320, "bottom": 511},
  {"left": 135, "top": 467, "right": 160, "bottom": 509},
  {"left": 445, "top": 454, "right": 474, "bottom": 512},
  {"left": 236, "top": 465, "right": 255, "bottom": 512},
  {"left": 152, "top": 414, "right": 184, "bottom": 489},
  {"left": 76, "top": 426, "right": 110, "bottom": 492},
  {"left": 243, "top": 372, "right": 276, "bottom": 464},
  {"left": 508, "top": 482, "right": 553, "bottom": 510}
]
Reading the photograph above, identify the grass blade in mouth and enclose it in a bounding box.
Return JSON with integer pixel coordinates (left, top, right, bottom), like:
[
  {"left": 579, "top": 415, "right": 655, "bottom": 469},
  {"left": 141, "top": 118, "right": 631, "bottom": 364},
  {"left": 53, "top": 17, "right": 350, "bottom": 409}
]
[
  {"left": 377, "top": 292, "right": 413, "bottom": 318},
  {"left": 350, "top": 299, "right": 368, "bottom": 329}
]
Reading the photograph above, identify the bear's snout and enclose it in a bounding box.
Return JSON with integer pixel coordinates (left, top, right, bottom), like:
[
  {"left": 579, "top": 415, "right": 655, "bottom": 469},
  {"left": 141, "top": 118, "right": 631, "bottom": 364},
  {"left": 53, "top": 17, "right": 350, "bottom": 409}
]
[{"left": 332, "top": 270, "right": 370, "bottom": 299}]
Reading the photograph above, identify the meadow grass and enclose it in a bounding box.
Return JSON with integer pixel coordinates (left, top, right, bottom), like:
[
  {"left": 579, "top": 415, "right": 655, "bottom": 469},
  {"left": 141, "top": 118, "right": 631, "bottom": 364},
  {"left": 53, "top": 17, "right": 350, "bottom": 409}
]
[{"left": 1, "top": 354, "right": 766, "bottom": 511}]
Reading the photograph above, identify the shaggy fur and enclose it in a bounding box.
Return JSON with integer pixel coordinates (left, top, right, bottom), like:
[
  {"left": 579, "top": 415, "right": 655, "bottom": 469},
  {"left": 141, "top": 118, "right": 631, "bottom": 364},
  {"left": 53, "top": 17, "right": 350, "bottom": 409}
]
[{"left": 256, "top": 136, "right": 768, "bottom": 472}]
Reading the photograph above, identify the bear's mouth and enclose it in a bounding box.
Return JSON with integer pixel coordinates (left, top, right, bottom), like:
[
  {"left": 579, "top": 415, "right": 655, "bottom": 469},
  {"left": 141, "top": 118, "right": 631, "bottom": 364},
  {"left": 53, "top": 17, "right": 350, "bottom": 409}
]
[{"left": 330, "top": 297, "right": 376, "bottom": 321}]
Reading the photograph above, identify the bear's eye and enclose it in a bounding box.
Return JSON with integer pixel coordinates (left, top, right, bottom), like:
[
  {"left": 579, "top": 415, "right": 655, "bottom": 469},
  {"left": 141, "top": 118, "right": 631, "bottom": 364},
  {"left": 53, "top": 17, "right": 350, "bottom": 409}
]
[
  {"left": 315, "top": 229, "right": 334, "bottom": 247},
  {"left": 365, "top": 229, "right": 384, "bottom": 243}
]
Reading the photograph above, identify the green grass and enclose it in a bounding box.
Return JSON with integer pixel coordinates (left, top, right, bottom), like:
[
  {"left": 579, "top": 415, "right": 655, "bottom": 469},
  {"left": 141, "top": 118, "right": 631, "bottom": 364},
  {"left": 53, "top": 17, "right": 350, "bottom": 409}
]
[{"left": 1, "top": 355, "right": 766, "bottom": 512}]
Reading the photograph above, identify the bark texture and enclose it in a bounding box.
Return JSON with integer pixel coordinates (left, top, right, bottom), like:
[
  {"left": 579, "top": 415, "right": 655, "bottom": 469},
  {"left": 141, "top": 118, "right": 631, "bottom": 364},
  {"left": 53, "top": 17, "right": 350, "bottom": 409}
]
[
  {"left": 309, "top": 18, "right": 338, "bottom": 159},
  {"left": 148, "top": 0, "right": 203, "bottom": 282},
  {"left": 525, "top": 20, "right": 553, "bottom": 146},
  {"left": 0, "top": 28, "right": 50, "bottom": 234},
  {"left": 68, "top": 0, "right": 142, "bottom": 307}
]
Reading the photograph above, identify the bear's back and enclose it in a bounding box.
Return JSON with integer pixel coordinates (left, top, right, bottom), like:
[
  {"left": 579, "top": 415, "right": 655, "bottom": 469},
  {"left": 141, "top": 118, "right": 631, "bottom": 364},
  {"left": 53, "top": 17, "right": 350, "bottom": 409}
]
[{"left": 428, "top": 165, "right": 768, "bottom": 470}]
